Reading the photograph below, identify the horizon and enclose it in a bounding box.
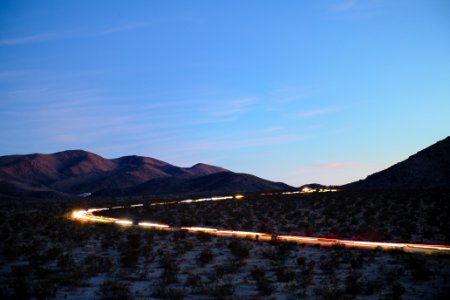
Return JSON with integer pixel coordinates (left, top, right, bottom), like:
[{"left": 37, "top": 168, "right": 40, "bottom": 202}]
[
  {"left": 1, "top": 1, "right": 450, "bottom": 186},
  {"left": 1, "top": 135, "right": 448, "bottom": 189}
]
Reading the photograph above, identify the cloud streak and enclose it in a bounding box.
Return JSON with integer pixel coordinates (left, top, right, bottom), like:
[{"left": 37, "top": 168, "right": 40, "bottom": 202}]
[
  {"left": 330, "top": 0, "right": 358, "bottom": 12},
  {"left": 295, "top": 106, "right": 342, "bottom": 118},
  {"left": 0, "top": 33, "right": 57, "bottom": 46},
  {"left": 205, "top": 97, "right": 258, "bottom": 117},
  {"left": 0, "top": 21, "right": 150, "bottom": 47}
]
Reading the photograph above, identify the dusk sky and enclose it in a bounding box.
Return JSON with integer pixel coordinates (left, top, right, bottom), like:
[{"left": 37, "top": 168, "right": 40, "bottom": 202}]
[{"left": 1, "top": 0, "right": 449, "bottom": 186}]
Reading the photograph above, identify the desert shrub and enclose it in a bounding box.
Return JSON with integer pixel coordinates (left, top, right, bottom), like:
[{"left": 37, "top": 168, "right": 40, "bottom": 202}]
[
  {"left": 210, "top": 283, "right": 234, "bottom": 299},
  {"left": 276, "top": 242, "right": 294, "bottom": 260},
  {"left": 99, "top": 280, "right": 132, "bottom": 300},
  {"left": 296, "top": 255, "right": 306, "bottom": 266},
  {"left": 275, "top": 266, "right": 296, "bottom": 282},
  {"left": 41, "top": 246, "right": 63, "bottom": 262},
  {"left": 364, "top": 278, "right": 383, "bottom": 295},
  {"left": 345, "top": 271, "right": 364, "bottom": 296},
  {"left": 121, "top": 248, "right": 139, "bottom": 268},
  {"left": 319, "top": 256, "right": 336, "bottom": 273},
  {"left": 401, "top": 255, "right": 431, "bottom": 281},
  {"left": 33, "top": 280, "right": 57, "bottom": 299},
  {"left": 350, "top": 254, "right": 364, "bottom": 269},
  {"left": 11, "top": 276, "right": 32, "bottom": 299},
  {"left": 152, "top": 286, "right": 186, "bottom": 300},
  {"left": 84, "top": 254, "right": 113, "bottom": 275},
  {"left": 251, "top": 267, "right": 274, "bottom": 295},
  {"left": 387, "top": 280, "right": 405, "bottom": 300},
  {"left": 315, "top": 286, "right": 346, "bottom": 300},
  {"left": 228, "top": 239, "right": 249, "bottom": 259},
  {"left": 185, "top": 273, "right": 202, "bottom": 288},
  {"left": 197, "top": 248, "right": 214, "bottom": 265},
  {"left": 159, "top": 255, "right": 179, "bottom": 284}
]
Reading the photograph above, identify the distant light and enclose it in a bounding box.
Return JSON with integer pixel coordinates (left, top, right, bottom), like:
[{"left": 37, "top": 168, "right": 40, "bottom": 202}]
[
  {"left": 139, "top": 222, "right": 169, "bottom": 228},
  {"left": 115, "top": 220, "right": 132, "bottom": 225},
  {"left": 182, "top": 226, "right": 217, "bottom": 232}
]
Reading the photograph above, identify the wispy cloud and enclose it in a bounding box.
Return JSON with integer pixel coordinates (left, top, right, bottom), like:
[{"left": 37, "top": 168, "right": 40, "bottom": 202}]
[
  {"left": 327, "top": 0, "right": 381, "bottom": 20},
  {"left": 266, "top": 126, "right": 283, "bottom": 133},
  {"left": 0, "top": 70, "right": 264, "bottom": 156},
  {"left": 330, "top": 0, "right": 358, "bottom": 12},
  {"left": 295, "top": 106, "right": 342, "bottom": 118},
  {"left": 207, "top": 97, "right": 258, "bottom": 117},
  {"left": 0, "top": 33, "right": 57, "bottom": 46},
  {"left": 175, "top": 134, "right": 304, "bottom": 154},
  {"left": 271, "top": 85, "right": 320, "bottom": 104},
  {"left": 0, "top": 21, "right": 149, "bottom": 47}
]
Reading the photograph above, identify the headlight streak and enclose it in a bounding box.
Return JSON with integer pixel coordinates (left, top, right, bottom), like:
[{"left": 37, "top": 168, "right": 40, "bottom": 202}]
[
  {"left": 115, "top": 220, "right": 132, "bottom": 225},
  {"left": 138, "top": 222, "right": 170, "bottom": 229},
  {"left": 70, "top": 194, "right": 450, "bottom": 254}
]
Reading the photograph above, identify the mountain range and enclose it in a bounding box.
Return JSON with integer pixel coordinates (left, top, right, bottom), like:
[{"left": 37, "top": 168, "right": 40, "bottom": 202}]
[
  {"left": 1, "top": 136, "right": 449, "bottom": 199},
  {"left": 0, "top": 150, "right": 293, "bottom": 199}
]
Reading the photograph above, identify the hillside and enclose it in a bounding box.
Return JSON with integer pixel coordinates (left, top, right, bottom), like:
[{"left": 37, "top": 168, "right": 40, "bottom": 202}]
[
  {"left": 0, "top": 150, "right": 293, "bottom": 198},
  {"left": 96, "top": 172, "right": 294, "bottom": 197},
  {"left": 344, "top": 136, "right": 450, "bottom": 189}
]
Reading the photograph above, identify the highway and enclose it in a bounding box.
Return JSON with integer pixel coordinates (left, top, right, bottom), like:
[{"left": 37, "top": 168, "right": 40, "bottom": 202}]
[{"left": 71, "top": 194, "right": 450, "bottom": 254}]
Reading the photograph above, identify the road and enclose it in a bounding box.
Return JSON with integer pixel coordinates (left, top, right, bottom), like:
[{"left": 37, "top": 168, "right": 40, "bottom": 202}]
[{"left": 71, "top": 194, "right": 450, "bottom": 254}]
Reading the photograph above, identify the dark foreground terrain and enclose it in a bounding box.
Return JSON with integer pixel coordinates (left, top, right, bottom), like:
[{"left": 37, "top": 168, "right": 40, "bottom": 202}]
[
  {"left": 0, "top": 190, "right": 449, "bottom": 299},
  {"left": 106, "top": 190, "right": 450, "bottom": 245}
]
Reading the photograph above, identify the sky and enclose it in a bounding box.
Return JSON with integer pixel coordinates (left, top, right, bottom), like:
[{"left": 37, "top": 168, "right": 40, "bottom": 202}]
[{"left": 0, "top": 0, "right": 449, "bottom": 186}]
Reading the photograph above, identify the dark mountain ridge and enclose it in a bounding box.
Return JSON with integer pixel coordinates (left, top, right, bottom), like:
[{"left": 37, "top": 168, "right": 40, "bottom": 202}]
[
  {"left": 0, "top": 150, "right": 292, "bottom": 198},
  {"left": 344, "top": 136, "right": 450, "bottom": 189},
  {"left": 96, "top": 172, "right": 294, "bottom": 197}
]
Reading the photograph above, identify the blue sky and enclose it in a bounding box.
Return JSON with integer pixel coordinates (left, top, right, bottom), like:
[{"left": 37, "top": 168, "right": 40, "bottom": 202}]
[{"left": 1, "top": 0, "right": 449, "bottom": 186}]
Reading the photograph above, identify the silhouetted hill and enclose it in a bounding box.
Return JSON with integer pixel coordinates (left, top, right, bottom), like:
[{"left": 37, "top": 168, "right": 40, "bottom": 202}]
[
  {"left": 0, "top": 179, "right": 66, "bottom": 199},
  {"left": 187, "top": 163, "right": 230, "bottom": 176},
  {"left": 344, "top": 136, "right": 450, "bottom": 189},
  {"left": 95, "top": 172, "right": 294, "bottom": 197},
  {"left": 0, "top": 150, "right": 293, "bottom": 198}
]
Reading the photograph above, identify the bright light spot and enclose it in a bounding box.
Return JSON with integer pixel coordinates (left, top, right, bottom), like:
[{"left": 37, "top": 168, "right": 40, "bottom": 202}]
[
  {"left": 180, "top": 199, "right": 193, "bottom": 203},
  {"left": 115, "top": 220, "right": 132, "bottom": 225},
  {"left": 139, "top": 222, "right": 169, "bottom": 228},
  {"left": 182, "top": 226, "right": 217, "bottom": 232},
  {"left": 72, "top": 210, "right": 88, "bottom": 220}
]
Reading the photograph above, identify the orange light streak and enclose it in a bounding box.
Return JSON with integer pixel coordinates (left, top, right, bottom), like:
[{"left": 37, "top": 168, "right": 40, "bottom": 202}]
[
  {"left": 139, "top": 222, "right": 170, "bottom": 229},
  {"left": 70, "top": 195, "right": 450, "bottom": 254}
]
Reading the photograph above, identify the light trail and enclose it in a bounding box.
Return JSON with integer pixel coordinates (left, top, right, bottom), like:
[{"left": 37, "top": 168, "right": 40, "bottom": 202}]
[
  {"left": 70, "top": 194, "right": 450, "bottom": 254},
  {"left": 139, "top": 222, "right": 170, "bottom": 229},
  {"left": 115, "top": 220, "right": 132, "bottom": 226}
]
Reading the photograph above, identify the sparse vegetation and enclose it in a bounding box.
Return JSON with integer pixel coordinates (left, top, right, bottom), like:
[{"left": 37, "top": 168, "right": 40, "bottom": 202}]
[{"left": 0, "top": 190, "right": 449, "bottom": 299}]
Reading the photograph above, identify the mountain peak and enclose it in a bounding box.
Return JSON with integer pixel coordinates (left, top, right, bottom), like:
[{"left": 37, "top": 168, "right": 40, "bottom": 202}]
[
  {"left": 344, "top": 136, "right": 450, "bottom": 189},
  {"left": 187, "top": 163, "right": 230, "bottom": 176},
  {"left": 0, "top": 150, "right": 240, "bottom": 198}
]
